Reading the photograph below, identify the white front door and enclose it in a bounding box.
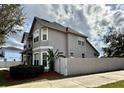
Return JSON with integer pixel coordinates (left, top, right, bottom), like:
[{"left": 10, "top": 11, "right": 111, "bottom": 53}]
[{"left": 41, "top": 52, "right": 49, "bottom": 70}]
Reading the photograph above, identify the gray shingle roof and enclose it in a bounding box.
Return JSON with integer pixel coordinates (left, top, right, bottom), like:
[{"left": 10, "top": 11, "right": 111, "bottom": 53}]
[
  {"left": 26, "top": 17, "right": 99, "bottom": 54},
  {"left": 21, "top": 32, "right": 29, "bottom": 43},
  {"left": 35, "top": 17, "right": 87, "bottom": 38}
]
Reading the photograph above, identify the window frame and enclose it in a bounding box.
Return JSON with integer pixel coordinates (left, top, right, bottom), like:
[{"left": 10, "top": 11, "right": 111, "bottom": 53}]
[
  {"left": 41, "top": 27, "right": 48, "bottom": 41},
  {"left": 33, "top": 36, "right": 39, "bottom": 43},
  {"left": 78, "top": 40, "right": 81, "bottom": 45},
  {"left": 41, "top": 51, "right": 49, "bottom": 68},
  {"left": 33, "top": 29, "right": 39, "bottom": 43},
  {"left": 42, "top": 52, "right": 48, "bottom": 67},
  {"left": 78, "top": 40, "right": 85, "bottom": 46},
  {"left": 33, "top": 52, "right": 39, "bottom": 65},
  {"left": 82, "top": 41, "right": 85, "bottom": 46}
]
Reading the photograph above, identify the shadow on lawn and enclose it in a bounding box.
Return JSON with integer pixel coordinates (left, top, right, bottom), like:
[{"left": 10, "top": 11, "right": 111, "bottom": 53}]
[{"left": 0, "top": 70, "right": 65, "bottom": 87}]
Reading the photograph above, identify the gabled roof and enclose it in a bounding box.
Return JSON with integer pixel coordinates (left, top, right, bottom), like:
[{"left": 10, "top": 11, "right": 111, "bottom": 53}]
[
  {"left": 21, "top": 32, "right": 29, "bottom": 43},
  {"left": 27, "top": 17, "right": 99, "bottom": 55},
  {"left": 86, "top": 39, "right": 99, "bottom": 56},
  {"left": 67, "top": 27, "right": 87, "bottom": 38},
  {"left": 29, "top": 17, "right": 87, "bottom": 38}
]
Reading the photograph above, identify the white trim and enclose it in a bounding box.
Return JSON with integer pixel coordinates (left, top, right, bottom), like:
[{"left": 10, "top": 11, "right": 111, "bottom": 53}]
[
  {"left": 33, "top": 52, "right": 39, "bottom": 65},
  {"left": 33, "top": 46, "right": 53, "bottom": 51},
  {"left": 41, "top": 51, "right": 49, "bottom": 70},
  {"left": 33, "top": 29, "right": 40, "bottom": 44},
  {"left": 41, "top": 27, "right": 48, "bottom": 41}
]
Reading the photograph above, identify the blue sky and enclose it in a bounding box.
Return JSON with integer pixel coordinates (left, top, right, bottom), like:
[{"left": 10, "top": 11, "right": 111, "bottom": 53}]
[{"left": 6, "top": 4, "right": 124, "bottom": 56}]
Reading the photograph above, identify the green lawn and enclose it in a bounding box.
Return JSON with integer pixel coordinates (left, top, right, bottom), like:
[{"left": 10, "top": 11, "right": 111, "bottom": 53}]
[
  {"left": 0, "top": 70, "right": 65, "bottom": 87},
  {"left": 97, "top": 80, "right": 124, "bottom": 88}
]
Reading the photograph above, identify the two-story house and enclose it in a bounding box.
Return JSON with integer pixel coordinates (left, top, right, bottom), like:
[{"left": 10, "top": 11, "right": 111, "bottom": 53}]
[{"left": 21, "top": 17, "right": 99, "bottom": 70}]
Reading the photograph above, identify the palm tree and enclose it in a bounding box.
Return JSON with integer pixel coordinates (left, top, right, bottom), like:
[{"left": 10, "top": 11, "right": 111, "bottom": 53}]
[{"left": 47, "top": 49, "right": 65, "bottom": 71}]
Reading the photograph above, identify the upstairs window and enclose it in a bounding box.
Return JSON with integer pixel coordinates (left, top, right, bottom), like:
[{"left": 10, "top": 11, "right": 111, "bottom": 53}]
[
  {"left": 78, "top": 40, "right": 81, "bottom": 45},
  {"left": 33, "top": 29, "right": 39, "bottom": 43},
  {"left": 34, "top": 37, "right": 39, "bottom": 43},
  {"left": 82, "top": 41, "right": 84, "bottom": 46},
  {"left": 78, "top": 40, "right": 85, "bottom": 46},
  {"left": 41, "top": 27, "right": 48, "bottom": 41}
]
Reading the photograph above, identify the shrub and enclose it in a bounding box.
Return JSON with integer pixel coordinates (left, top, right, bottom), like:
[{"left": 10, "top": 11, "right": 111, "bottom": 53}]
[{"left": 10, "top": 65, "right": 44, "bottom": 79}]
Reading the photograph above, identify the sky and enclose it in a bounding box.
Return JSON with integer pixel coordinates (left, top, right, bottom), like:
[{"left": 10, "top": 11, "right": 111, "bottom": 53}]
[{"left": 6, "top": 4, "right": 124, "bottom": 56}]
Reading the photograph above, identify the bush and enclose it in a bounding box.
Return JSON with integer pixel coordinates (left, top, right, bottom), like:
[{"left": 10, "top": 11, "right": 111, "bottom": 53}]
[{"left": 10, "top": 65, "right": 44, "bottom": 79}]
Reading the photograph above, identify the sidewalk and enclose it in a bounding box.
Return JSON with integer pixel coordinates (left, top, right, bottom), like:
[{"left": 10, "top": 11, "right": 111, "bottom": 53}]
[
  {"left": 9, "top": 70, "right": 124, "bottom": 88},
  {"left": 0, "top": 68, "right": 9, "bottom": 71}
]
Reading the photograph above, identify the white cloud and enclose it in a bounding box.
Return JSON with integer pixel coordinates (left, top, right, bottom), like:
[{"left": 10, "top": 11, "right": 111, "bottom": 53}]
[{"left": 7, "top": 4, "right": 124, "bottom": 56}]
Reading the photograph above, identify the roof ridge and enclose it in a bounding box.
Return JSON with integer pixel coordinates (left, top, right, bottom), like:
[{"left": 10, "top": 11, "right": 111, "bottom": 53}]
[{"left": 34, "top": 16, "right": 87, "bottom": 38}]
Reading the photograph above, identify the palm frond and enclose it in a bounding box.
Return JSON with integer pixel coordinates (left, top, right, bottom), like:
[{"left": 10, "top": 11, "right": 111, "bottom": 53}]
[{"left": 54, "top": 49, "right": 59, "bottom": 55}]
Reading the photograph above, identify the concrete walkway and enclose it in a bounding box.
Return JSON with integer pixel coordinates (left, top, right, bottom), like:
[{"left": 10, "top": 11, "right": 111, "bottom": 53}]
[
  {"left": 0, "top": 68, "right": 9, "bottom": 71},
  {"left": 9, "top": 70, "right": 124, "bottom": 88}
]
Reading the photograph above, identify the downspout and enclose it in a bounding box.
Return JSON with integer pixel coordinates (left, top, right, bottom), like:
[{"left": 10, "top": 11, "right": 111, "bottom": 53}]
[{"left": 66, "top": 27, "right": 69, "bottom": 57}]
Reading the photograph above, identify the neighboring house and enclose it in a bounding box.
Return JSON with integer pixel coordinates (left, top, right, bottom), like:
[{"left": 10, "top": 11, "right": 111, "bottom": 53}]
[
  {"left": 0, "top": 46, "right": 22, "bottom": 62},
  {"left": 21, "top": 17, "right": 99, "bottom": 70}
]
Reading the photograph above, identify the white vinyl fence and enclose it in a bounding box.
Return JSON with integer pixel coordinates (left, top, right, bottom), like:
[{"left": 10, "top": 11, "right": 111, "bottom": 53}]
[
  {"left": 0, "top": 61, "right": 21, "bottom": 68},
  {"left": 55, "top": 58, "right": 124, "bottom": 76}
]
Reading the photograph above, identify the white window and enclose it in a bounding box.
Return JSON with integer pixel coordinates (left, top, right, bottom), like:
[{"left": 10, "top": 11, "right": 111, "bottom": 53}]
[
  {"left": 34, "top": 37, "right": 39, "bottom": 43},
  {"left": 78, "top": 40, "right": 81, "bottom": 45},
  {"left": 78, "top": 40, "right": 85, "bottom": 46},
  {"left": 42, "top": 52, "right": 48, "bottom": 67},
  {"left": 82, "top": 41, "right": 84, "bottom": 46},
  {"left": 41, "top": 27, "right": 48, "bottom": 41},
  {"left": 34, "top": 53, "right": 39, "bottom": 65},
  {"left": 33, "top": 29, "right": 39, "bottom": 43},
  {"left": 78, "top": 37, "right": 85, "bottom": 46}
]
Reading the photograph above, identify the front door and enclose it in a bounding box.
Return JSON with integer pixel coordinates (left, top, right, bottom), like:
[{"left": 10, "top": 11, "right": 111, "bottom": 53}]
[{"left": 42, "top": 52, "right": 49, "bottom": 70}]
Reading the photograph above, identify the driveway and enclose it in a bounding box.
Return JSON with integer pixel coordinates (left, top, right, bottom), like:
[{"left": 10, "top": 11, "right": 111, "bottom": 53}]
[{"left": 8, "top": 70, "right": 124, "bottom": 88}]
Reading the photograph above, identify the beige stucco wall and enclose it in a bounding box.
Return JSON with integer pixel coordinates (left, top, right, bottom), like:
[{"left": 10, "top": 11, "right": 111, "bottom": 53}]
[
  {"left": 67, "top": 33, "right": 86, "bottom": 58},
  {"left": 55, "top": 58, "right": 124, "bottom": 76},
  {"left": 85, "top": 41, "right": 98, "bottom": 58},
  {"left": 48, "top": 28, "right": 67, "bottom": 56},
  {"left": 32, "top": 21, "right": 67, "bottom": 56}
]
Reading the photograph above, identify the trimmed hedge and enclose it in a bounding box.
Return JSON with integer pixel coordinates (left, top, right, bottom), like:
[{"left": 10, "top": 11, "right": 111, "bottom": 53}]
[{"left": 10, "top": 65, "right": 44, "bottom": 79}]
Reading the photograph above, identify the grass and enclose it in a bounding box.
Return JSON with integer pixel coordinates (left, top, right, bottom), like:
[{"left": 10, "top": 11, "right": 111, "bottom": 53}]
[
  {"left": 97, "top": 80, "right": 124, "bottom": 88},
  {"left": 0, "top": 70, "right": 65, "bottom": 87}
]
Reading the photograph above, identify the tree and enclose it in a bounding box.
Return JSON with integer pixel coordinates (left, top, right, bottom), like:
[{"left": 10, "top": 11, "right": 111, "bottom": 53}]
[
  {"left": 0, "top": 4, "right": 24, "bottom": 46},
  {"left": 103, "top": 28, "right": 124, "bottom": 57},
  {"left": 47, "top": 49, "right": 65, "bottom": 71}
]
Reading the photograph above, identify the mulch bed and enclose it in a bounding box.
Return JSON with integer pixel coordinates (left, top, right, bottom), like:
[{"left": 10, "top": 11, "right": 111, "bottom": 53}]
[
  {"left": 0, "top": 70, "right": 64, "bottom": 87},
  {"left": 6, "top": 71, "right": 63, "bottom": 81},
  {"left": 42, "top": 71, "right": 62, "bottom": 77}
]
